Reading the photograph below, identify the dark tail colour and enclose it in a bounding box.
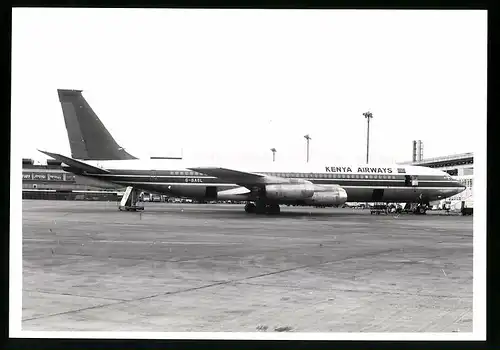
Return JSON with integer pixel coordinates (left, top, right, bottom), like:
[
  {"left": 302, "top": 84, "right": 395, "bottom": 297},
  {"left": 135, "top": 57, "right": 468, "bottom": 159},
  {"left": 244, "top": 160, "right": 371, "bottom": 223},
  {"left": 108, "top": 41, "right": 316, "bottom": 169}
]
[{"left": 57, "top": 89, "right": 137, "bottom": 160}]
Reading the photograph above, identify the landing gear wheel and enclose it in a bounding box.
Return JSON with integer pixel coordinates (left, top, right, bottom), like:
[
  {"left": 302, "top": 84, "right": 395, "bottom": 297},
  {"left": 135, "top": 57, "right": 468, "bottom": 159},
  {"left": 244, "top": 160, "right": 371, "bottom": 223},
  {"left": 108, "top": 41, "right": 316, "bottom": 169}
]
[
  {"left": 266, "top": 204, "right": 280, "bottom": 215},
  {"left": 244, "top": 202, "right": 256, "bottom": 213},
  {"left": 255, "top": 202, "right": 268, "bottom": 215},
  {"left": 418, "top": 206, "right": 427, "bottom": 215}
]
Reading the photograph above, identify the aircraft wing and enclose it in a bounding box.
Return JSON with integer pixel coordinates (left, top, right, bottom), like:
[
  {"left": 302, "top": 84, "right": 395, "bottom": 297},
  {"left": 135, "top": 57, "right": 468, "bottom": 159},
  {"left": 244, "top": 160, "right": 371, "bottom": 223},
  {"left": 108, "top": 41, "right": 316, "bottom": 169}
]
[
  {"left": 38, "top": 150, "right": 110, "bottom": 174},
  {"left": 188, "top": 167, "right": 267, "bottom": 185}
]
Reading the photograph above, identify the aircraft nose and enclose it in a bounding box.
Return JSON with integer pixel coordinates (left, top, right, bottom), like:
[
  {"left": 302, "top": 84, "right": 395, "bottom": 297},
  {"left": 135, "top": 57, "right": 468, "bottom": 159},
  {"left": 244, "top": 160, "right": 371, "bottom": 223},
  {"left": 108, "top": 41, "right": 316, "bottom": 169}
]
[{"left": 455, "top": 182, "right": 466, "bottom": 194}]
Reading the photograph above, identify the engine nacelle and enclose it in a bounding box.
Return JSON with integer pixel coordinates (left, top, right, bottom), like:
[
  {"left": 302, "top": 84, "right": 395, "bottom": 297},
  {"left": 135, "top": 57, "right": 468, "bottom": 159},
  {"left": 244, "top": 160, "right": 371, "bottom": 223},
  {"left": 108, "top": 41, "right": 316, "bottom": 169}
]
[
  {"left": 265, "top": 183, "right": 315, "bottom": 200},
  {"left": 306, "top": 188, "right": 348, "bottom": 206}
]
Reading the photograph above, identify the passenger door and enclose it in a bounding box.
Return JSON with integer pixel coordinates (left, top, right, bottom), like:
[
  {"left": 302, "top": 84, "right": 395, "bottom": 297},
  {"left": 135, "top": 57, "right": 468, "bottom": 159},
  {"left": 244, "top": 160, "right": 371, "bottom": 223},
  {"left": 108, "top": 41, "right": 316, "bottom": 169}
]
[
  {"left": 411, "top": 175, "right": 419, "bottom": 187},
  {"left": 404, "top": 175, "right": 418, "bottom": 187}
]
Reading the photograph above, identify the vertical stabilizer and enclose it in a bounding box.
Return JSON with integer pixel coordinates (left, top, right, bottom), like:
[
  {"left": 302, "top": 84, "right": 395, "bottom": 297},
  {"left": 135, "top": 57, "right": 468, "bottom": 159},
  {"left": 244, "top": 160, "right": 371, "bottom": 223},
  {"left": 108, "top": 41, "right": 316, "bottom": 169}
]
[{"left": 57, "top": 89, "right": 137, "bottom": 160}]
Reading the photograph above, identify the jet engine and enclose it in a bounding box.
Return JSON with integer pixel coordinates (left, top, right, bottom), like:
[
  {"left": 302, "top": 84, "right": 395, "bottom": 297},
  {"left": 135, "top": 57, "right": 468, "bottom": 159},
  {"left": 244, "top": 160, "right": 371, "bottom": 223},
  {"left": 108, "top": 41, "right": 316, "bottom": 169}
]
[
  {"left": 305, "top": 187, "right": 348, "bottom": 206},
  {"left": 265, "top": 183, "right": 315, "bottom": 200}
]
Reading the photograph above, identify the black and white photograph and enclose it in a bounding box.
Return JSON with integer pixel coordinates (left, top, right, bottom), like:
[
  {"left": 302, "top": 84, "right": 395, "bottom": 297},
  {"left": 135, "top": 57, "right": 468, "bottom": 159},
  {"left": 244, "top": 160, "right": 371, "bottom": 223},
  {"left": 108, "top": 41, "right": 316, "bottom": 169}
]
[{"left": 10, "top": 8, "right": 486, "bottom": 340}]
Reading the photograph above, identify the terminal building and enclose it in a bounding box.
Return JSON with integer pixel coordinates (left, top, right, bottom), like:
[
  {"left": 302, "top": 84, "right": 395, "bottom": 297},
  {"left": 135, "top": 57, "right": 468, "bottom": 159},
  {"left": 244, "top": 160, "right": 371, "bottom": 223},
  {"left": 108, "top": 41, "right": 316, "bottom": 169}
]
[{"left": 22, "top": 158, "right": 124, "bottom": 200}]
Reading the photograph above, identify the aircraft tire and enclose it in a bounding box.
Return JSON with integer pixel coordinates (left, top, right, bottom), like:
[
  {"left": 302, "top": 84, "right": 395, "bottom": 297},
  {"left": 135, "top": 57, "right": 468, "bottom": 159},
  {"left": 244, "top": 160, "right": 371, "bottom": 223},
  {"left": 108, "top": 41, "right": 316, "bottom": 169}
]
[
  {"left": 266, "top": 204, "right": 280, "bottom": 215},
  {"left": 255, "top": 201, "right": 267, "bottom": 215},
  {"left": 244, "top": 202, "right": 256, "bottom": 213}
]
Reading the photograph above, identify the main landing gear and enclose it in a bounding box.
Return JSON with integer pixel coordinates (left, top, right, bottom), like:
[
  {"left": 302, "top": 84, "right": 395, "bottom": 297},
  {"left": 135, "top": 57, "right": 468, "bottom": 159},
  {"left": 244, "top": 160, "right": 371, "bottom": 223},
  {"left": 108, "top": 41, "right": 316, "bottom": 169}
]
[{"left": 244, "top": 202, "right": 280, "bottom": 215}]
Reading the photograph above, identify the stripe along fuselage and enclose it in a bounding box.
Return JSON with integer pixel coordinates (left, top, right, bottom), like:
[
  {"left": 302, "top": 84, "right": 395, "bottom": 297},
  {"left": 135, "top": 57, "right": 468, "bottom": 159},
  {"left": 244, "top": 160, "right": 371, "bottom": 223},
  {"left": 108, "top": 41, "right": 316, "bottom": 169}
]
[{"left": 65, "top": 159, "right": 465, "bottom": 204}]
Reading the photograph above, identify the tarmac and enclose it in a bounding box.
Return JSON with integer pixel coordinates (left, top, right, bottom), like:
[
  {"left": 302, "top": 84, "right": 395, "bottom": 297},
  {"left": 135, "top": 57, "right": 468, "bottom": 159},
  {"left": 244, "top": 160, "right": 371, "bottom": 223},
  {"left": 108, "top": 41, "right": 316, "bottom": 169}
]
[{"left": 21, "top": 200, "right": 473, "bottom": 333}]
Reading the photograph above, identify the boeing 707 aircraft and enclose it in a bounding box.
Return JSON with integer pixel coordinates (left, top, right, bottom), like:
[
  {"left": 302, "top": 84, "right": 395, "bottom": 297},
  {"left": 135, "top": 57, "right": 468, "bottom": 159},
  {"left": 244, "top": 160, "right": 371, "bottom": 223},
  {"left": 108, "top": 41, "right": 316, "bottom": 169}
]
[{"left": 39, "top": 89, "right": 465, "bottom": 215}]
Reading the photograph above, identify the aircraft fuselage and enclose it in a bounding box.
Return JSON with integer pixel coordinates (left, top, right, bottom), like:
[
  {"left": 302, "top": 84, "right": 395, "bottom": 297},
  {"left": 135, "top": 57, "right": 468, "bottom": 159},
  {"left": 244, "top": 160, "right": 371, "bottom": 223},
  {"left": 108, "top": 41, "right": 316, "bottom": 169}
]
[{"left": 66, "top": 159, "right": 465, "bottom": 205}]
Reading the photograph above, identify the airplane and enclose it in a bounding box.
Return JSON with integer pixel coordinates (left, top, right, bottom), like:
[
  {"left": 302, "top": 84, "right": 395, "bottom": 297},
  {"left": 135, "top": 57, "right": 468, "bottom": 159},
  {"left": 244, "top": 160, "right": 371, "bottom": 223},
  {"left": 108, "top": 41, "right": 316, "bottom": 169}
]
[{"left": 39, "top": 89, "right": 466, "bottom": 215}]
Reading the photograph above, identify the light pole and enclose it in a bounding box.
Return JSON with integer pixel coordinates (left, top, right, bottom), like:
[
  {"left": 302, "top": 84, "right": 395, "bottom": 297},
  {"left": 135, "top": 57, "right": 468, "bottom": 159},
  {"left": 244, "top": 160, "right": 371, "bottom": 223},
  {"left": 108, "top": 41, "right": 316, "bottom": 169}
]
[
  {"left": 304, "top": 134, "right": 311, "bottom": 163},
  {"left": 270, "top": 148, "right": 276, "bottom": 162},
  {"left": 363, "top": 112, "right": 373, "bottom": 164}
]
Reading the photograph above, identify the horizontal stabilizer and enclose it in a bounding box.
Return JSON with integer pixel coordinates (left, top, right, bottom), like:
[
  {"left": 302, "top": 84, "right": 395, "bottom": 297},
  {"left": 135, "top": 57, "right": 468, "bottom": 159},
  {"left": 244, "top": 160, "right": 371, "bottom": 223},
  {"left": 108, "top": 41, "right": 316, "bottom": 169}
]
[{"left": 38, "top": 150, "right": 110, "bottom": 174}]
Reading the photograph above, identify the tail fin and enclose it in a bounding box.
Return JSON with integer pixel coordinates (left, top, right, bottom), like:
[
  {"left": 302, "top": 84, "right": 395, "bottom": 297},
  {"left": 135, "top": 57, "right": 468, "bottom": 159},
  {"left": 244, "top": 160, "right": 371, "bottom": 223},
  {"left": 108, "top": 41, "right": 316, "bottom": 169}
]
[{"left": 57, "top": 89, "right": 137, "bottom": 160}]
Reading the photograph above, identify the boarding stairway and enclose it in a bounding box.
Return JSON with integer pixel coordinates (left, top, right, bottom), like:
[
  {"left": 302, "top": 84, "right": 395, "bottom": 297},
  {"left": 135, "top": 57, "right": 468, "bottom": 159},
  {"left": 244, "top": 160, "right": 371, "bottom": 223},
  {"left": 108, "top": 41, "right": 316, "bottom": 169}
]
[{"left": 118, "top": 186, "right": 144, "bottom": 211}]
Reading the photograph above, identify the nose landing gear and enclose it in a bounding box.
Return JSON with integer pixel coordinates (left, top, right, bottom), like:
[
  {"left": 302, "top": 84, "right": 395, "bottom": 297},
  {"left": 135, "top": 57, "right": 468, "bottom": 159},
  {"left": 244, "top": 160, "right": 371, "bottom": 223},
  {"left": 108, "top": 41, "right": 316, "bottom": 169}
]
[{"left": 415, "top": 204, "right": 427, "bottom": 215}]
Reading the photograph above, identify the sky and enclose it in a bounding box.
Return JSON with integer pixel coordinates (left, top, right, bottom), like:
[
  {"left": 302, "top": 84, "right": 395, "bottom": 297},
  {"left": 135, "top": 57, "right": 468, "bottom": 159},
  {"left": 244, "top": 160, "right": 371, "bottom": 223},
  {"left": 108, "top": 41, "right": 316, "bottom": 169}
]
[{"left": 11, "top": 8, "right": 487, "bottom": 167}]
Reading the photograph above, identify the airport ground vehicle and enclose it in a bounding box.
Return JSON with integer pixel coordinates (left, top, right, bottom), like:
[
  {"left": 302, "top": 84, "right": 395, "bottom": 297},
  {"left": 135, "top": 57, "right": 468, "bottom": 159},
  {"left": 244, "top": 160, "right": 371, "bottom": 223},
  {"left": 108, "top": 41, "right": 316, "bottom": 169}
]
[
  {"left": 460, "top": 200, "right": 473, "bottom": 216},
  {"left": 370, "top": 203, "right": 388, "bottom": 215}
]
